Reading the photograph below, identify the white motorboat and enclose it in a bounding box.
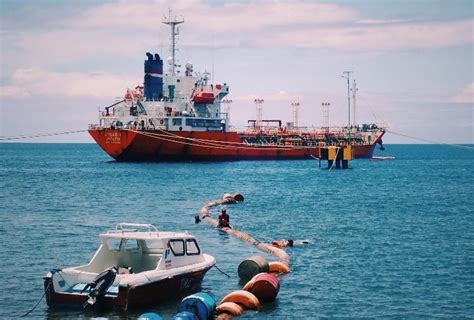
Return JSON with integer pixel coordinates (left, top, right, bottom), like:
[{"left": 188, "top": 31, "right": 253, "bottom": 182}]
[{"left": 44, "top": 223, "right": 215, "bottom": 310}]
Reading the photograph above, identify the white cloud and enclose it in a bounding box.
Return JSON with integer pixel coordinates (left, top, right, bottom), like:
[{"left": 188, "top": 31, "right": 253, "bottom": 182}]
[
  {"left": 2, "top": 0, "right": 472, "bottom": 74},
  {"left": 61, "top": 0, "right": 472, "bottom": 51},
  {"left": 0, "top": 86, "right": 31, "bottom": 98},
  {"left": 1, "top": 68, "right": 138, "bottom": 99},
  {"left": 69, "top": 0, "right": 358, "bottom": 31},
  {"left": 356, "top": 19, "right": 407, "bottom": 25},
  {"left": 261, "top": 19, "right": 474, "bottom": 51},
  {"left": 452, "top": 82, "right": 474, "bottom": 103},
  {"left": 232, "top": 90, "right": 304, "bottom": 103}
]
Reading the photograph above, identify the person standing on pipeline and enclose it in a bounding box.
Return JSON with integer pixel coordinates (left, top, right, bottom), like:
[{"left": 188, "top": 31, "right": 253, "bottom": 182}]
[{"left": 218, "top": 207, "right": 231, "bottom": 229}]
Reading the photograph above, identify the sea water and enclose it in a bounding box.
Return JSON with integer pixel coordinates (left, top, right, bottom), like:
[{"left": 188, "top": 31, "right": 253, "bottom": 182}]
[{"left": 0, "top": 143, "right": 473, "bottom": 319}]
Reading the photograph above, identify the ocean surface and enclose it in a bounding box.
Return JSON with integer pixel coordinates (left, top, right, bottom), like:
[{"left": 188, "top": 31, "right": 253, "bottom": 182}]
[{"left": 0, "top": 143, "right": 473, "bottom": 319}]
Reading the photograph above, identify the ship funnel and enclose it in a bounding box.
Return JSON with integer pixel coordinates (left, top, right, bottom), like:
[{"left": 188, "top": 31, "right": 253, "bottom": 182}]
[{"left": 144, "top": 53, "right": 163, "bottom": 101}]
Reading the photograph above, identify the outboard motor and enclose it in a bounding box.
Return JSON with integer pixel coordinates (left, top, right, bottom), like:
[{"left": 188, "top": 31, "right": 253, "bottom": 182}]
[{"left": 82, "top": 266, "right": 118, "bottom": 309}]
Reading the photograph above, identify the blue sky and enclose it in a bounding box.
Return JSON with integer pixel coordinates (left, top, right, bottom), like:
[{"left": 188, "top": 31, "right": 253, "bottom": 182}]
[{"left": 0, "top": 0, "right": 472, "bottom": 143}]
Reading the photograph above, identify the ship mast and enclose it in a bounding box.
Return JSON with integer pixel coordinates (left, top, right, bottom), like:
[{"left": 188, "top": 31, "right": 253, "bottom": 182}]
[
  {"left": 254, "top": 98, "right": 264, "bottom": 130},
  {"left": 162, "top": 10, "right": 184, "bottom": 76},
  {"left": 351, "top": 79, "right": 358, "bottom": 126},
  {"left": 342, "top": 71, "right": 352, "bottom": 127},
  {"left": 222, "top": 98, "right": 233, "bottom": 125},
  {"left": 291, "top": 102, "right": 300, "bottom": 128},
  {"left": 322, "top": 102, "right": 330, "bottom": 133}
]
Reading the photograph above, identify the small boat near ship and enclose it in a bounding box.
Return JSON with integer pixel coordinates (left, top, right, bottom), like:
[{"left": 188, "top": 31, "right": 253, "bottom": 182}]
[
  {"left": 372, "top": 156, "right": 395, "bottom": 160},
  {"left": 43, "top": 223, "right": 215, "bottom": 310},
  {"left": 88, "top": 13, "right": 386, "bottom": 161}
]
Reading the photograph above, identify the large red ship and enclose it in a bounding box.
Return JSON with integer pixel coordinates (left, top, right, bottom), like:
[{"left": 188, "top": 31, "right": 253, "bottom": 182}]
[{"left": 89, "top": 14, "right": 385, "bottom": 161}]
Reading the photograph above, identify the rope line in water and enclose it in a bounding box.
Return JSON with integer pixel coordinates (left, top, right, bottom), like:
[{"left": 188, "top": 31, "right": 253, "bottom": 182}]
[
  {"left": 213, "top": 264, "right": 232, "bottom": 278},
  {"left": 132, "top": 129, "right": 318, "bottom": 151},
  {"left": 387, "top": 130, "right": 474, "bottom": 150},
  {"left": 20, "top": 281, "right": 51, "bottom": 317},
  {"left": 0, "top": 130, "right": 88, "bottom": 141}
]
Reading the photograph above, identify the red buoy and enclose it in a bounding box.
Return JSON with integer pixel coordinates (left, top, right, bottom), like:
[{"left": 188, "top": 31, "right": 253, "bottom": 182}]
[{"left": 243, "top": 272, "right": 280, "bottom": 302}]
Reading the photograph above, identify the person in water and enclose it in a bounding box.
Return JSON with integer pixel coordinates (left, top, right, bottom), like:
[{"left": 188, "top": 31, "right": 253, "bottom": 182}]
[
  {"left": 218, "top": 207, "right": 231, "bottom": 228},
  {"left": 272, "top": 240, "right": 294, "bottom": 248},
  {"left": 271, "top": 239, "right": 311, "bottom": 247}
]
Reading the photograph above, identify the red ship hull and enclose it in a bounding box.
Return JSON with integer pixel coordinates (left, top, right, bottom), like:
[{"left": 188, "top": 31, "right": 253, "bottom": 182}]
[{"left": 89, "top": 129, "right": 383, "bottom": 161}]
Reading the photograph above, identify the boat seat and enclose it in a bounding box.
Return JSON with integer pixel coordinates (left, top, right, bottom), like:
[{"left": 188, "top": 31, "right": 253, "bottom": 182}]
[{"left": 116, "top": 251, "right": 161, "bottom": 273}]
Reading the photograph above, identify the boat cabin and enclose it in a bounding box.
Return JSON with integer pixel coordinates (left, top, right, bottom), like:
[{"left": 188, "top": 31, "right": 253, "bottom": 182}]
[
  {"left": 77, "top": 223, "right": 204, "bottom": 274},
  {"left": 45, "top": 223, "right": 216, "bottom": 309}
]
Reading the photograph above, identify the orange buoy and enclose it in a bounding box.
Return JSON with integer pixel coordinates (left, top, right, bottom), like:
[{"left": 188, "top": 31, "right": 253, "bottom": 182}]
[
  {"left": 215, "top": 302, "right": 244, "bottom": 316},
  {"left": 268, "top": 261, "right": 291, "bottom": 274},
  {"left": 243, "top": 273, "right": 280, "bottom": 302},
  {"left": 220, "top": 290, "right": 260, "bottom": 309}
]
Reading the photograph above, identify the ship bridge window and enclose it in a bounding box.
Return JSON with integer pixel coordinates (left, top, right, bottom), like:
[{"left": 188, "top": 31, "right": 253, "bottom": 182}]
[
  {"left": 169, "top": 239, "right": 185, "bottom": 256},
  {"left": 186, "top": 239, "right": 200, "bottom": 256},
  {"left": 172, "top": 118, "right": 182, "bottom": 126},
  {"left": 185, "top": 119, "right": 222, "bottom": 128}
]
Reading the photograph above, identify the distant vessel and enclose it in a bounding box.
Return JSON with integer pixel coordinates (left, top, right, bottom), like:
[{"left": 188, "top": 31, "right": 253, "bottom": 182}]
[
  {"left": 372, "top": 156, "right": 395, "bottom": 160},
  {"left": 89, "top": 13, "right": 385, "bottom": 161}
]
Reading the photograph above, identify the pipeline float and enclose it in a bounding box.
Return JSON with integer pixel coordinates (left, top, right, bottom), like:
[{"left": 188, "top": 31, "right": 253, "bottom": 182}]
[{"left": 198, "top": 193, "right": 291, "bottom": 319}]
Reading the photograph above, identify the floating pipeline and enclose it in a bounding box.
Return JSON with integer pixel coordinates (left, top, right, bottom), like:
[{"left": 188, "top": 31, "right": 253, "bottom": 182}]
[
  {"left": 215, "top": 302, "right": 244, "bottom": 317},
  {"left": 237, "top": 255, "right": 269, "bottom": 281},
  {"left": 138, "top": 312, "right": 164, "bottom": 320},
  {"left": 199, "top": 194, "right": 291, "bottom": 319},
  {"left": 172, "top": 311, "right": 199, "bottom": 320},
  {"left": 268, "top": 261, "right": 291, "bottom": 274},
  {"left": 219, "top": 290, "right": 260, "bottom": 309},
  {"left": 177, "top": 292, "right": 216, "bottom": 320},
  {"left": 199, "top": 193, "right": 290, "bottom": 267},
  {"left": 242, "top": 272, "right": 280, "bottom": 303}
]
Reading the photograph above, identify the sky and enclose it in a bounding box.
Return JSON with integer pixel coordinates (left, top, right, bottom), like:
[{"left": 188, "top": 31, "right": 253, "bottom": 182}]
[{"left": 0, "top": 0, "right": 473, "bottom": 144}]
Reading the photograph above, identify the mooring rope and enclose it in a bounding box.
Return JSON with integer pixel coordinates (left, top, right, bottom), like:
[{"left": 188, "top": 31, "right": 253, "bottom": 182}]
[
  {"left": 213, "top": 264, "right": 232, "bottom": 278},
  {"left": 387, "top": 130, "right": 474, "bottom": 150},
  {"left": 132, "top": 129, "right": 317, "bottom": 151},
  {"left": 0, "top": 130, "right": 88, "bottom": 141},
  {"left": 199, "top": 194, "right": 290, "bottom": 267},
  {"left": 20, "top": 281, "right": 51, "bottom": 317}
]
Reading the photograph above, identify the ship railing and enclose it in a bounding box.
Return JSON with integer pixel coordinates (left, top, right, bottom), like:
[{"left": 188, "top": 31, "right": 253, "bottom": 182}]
[
  {"left": 88, "top": 124, "right": 102, "bottom": 130},
  {"left": 110, "top": 223, "right": 160, "bottom": 235}
]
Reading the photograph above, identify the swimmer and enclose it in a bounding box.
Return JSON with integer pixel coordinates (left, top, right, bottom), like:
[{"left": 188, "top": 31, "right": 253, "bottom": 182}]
[{"left": 271, "top": 239, "right": 311, "bottom": 248}]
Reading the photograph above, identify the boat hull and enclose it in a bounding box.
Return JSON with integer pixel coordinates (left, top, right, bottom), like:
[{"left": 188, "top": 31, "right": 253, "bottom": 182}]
[
  {"left": 89, "top": 129, "right": 383, "bottom": 161},
  {"left": 44, "top": 267, "right": 211, "bottom": 310}
]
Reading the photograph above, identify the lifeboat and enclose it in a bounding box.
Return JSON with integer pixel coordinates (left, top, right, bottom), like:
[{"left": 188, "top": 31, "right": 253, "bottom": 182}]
[{"left": 193, "top": 91, "right": 215, "bottom": 104}]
